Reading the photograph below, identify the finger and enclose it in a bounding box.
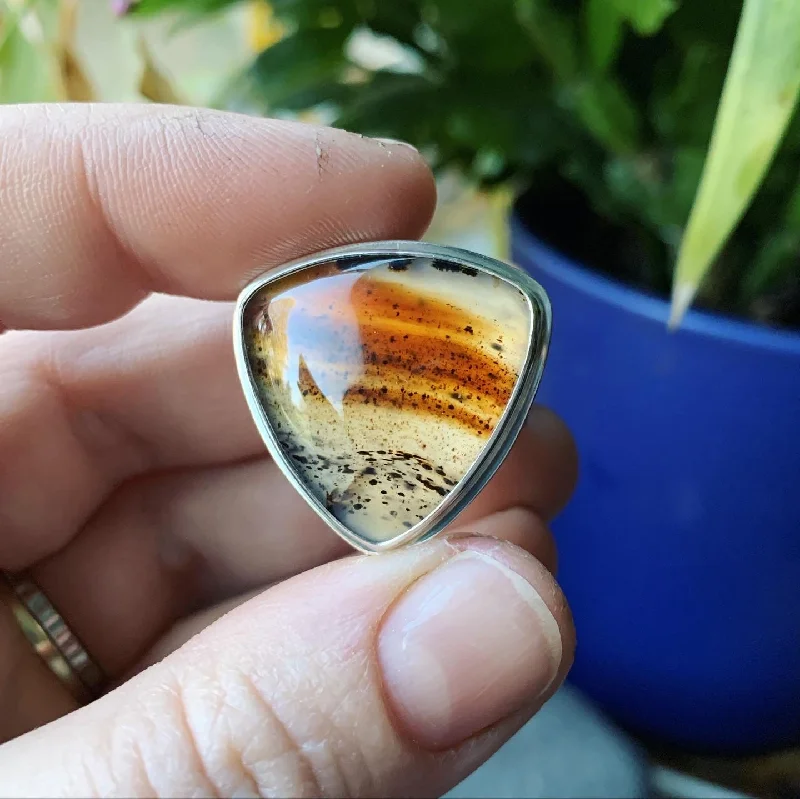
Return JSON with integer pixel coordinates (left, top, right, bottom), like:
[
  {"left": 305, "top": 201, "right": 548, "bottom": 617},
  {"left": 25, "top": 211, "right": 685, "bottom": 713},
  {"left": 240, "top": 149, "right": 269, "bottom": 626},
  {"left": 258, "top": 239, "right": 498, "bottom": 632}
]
[
  {"left": 0, "top": 108, "right": 435, "bottom": 566},
  {"left": 466, "top": 508, "right": 557, "bottom": 573},
  {"left": 137, "top": 507, "right": 557, "bottom": 672},
  {"left": 0, "top": 103, "right": 435, "bottom": 330},
  {"left": 1, "top": 274, "right": 574, "bottom": 573},
  {"left": 0, "top": 297, "right": 242, "bottom": 569},
  {"left": 29, "top": 412, "right": 571, "bottom": 676},
  {"left": 112, "top": 406, "right": 570, "bottom": 593},
  {"left": 0, "top": 505, "right": 555, "bottom": 741},
  {"left": 460, "top": 406, "right": 578, "bottom": 524},
  {"left": 0, "top": 535, "right": 574, "bottom": 799},
  {"left": 0, "top": 296, "right": 251, "bottom": 569}
]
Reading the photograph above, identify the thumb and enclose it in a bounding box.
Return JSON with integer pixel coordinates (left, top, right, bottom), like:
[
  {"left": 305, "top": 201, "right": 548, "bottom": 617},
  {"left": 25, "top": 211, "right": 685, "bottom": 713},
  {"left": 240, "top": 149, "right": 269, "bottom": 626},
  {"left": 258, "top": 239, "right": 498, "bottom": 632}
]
[{"left": 0, "top": 528, "right": 574, "bottom": 798}]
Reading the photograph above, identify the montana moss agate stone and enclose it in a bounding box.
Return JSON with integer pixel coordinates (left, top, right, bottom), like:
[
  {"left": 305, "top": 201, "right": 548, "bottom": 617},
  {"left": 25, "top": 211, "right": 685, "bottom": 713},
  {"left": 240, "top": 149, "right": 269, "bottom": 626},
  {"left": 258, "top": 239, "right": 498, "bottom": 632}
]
[{"left": 237, "top": 248, "right": 547, "bottom": 551}]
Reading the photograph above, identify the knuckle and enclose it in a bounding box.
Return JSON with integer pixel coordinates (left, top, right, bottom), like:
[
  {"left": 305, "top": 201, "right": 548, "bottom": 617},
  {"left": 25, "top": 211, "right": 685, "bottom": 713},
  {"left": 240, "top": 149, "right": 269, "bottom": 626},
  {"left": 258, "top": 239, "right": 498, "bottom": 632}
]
[
  {"left": 228, "top": 670, "right": 334, "bottom": 799},
  {"left": 106, "top": 645, "right": 402, "bottom": 797},
  {"left": 100, "top": 674, "right": 228, "bottom": 799},
  {"left": 156, "top": 663, "right": 350, "bottom": 798}
]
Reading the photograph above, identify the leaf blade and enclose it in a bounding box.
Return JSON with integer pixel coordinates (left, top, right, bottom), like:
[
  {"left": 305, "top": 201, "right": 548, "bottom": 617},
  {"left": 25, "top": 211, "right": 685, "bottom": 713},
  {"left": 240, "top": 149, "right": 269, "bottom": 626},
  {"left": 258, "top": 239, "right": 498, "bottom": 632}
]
[
  {"left": 585, "top": 0, "right": 624, "bottom": 72},
  {"left": 670, "top": 0, "right": 800, "bottom": 327},
  {"left": 0, "top": 1, "right": 63, "bottom": 103},
  {"left": 612, "top": 0, "right": 678, "bottom": 36}
]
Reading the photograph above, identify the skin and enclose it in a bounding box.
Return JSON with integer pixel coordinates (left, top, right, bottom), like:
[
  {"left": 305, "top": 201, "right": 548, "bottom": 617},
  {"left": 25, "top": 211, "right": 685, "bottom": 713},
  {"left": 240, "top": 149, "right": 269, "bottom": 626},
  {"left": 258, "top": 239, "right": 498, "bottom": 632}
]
[{"left": 0, "top": 104, "right": 578, "bottom": 798}]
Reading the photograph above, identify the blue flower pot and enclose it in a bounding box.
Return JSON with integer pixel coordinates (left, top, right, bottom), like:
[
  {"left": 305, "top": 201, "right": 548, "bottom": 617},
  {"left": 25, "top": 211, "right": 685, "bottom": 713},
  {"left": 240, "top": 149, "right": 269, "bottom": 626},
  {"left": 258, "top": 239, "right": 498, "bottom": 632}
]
[{"left": 510, "top": 211, "right": 800, "bottom": 753}]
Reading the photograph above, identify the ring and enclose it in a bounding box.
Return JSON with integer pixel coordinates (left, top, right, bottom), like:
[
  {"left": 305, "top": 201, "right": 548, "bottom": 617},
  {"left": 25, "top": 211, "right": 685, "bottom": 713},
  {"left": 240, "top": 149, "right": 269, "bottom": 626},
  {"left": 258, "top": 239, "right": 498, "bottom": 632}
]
[
  {"left": 233, "top": 240, "right": 551, "bottom": 554},
  {"left": 1, "top": 571, "right": 105, "bottom": 705}
]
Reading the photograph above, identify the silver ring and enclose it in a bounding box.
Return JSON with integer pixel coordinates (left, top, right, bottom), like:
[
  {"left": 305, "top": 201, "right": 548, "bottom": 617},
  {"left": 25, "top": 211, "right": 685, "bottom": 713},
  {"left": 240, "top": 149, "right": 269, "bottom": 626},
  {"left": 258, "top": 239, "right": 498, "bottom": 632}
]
[{"left": 233, "top": 240, "right": 552, "bottom": 554}]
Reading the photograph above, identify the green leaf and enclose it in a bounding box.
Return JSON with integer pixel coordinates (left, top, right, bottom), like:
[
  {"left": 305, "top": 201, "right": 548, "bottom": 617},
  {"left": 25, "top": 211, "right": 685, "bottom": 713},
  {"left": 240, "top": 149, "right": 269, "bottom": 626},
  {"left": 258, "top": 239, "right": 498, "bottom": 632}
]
[
  {"left": 515, "top": 0, "right": 578, "bottom": 80},
  {"left": 332, "top": 71, "right": 447, "bottom": 147},
  {"left": 670, "top": 0, "right": 800, "bottom": 326},
  {"left": 424, "top": 0, "right": 536, "bottom": 72},
  {"left": 742, "top": 229, "right": 800, "bottom": 303},
  {"left": 0, "top": 2, "right": 62, "bottom": 103},
  {"left": 650, "top": 42, "right": 728, "bottom": 147},
  {"left": 742, "top": 175, "right": 800, "bottom": 299},
  {"left": 127, "top": 0, "right": 243, "bottom": 16},
  {"left": 330, "top": 68, "right": 570, "bottom": 184},
  {"left": 664, "top": 147, "right": 706, "bottom": 226},
  {"left": 245, "top": 25, "right": 350, "bottom": 108},
  {"left": 612, "top": 0, "right": 678, "bottom": 36},
  {"left": 666, "top": 0, "right": 739, "bottom": 49},
  {"left": 443, "top": 79, "right": 569, "bottom": 163},
  {"left": 569, "top": 76, "right": 641, "bottom": 153},
  {"left": 602, "top": 147, "right": 704, "bottom": 239},
  {"left": 362, "top": 4, "right": 426, "bottom": 55},
  {"left": 585, "top": 0, "right": 624, "bottom": 72}
]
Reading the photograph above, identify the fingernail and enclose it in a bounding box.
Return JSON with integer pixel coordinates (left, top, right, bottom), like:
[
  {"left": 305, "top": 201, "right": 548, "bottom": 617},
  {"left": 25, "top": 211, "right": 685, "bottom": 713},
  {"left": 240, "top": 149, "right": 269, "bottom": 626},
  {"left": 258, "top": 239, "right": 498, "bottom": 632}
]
[
  {"left": 374, "top": 137, "right": 419, "bottom": 152},
  {"left": 377, "top": 547, "right": 562, "bottom": 750}
]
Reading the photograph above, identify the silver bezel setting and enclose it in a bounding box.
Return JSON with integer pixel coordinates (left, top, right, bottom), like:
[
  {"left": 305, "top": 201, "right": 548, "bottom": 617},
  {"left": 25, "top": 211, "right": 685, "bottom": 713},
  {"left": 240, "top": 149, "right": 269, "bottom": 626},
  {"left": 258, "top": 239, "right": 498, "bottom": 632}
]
[{"left": 233, "top": 240, "right": 552, "bottom": 554}]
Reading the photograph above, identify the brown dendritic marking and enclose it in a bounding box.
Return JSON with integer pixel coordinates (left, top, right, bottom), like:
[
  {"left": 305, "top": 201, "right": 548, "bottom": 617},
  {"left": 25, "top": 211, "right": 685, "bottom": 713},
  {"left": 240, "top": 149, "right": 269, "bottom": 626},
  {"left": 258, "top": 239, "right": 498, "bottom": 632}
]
[{"left": 243, "top": 255, "right": 531, "bottom": 544}]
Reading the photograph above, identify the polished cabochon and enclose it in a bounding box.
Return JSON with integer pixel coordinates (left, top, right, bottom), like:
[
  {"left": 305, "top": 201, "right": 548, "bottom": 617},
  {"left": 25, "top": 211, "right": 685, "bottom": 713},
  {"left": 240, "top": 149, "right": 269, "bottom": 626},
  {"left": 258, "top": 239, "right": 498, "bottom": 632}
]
[{"left": 233, "top": 241, "right": 551, "bottom": 553}]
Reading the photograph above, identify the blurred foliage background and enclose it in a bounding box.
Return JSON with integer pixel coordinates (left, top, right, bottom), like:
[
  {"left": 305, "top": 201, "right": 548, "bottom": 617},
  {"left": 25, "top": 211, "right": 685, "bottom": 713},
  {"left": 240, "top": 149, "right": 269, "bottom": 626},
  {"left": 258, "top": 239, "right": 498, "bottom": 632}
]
[
  {"left": 0, "top": 0, "right": 249, "bottom": 107},
  {"left": 125, "top": 0, "right": 800, "bottom": 329},
  {"left": 2, "top": 0, "right": 800, "bottom": 328}
]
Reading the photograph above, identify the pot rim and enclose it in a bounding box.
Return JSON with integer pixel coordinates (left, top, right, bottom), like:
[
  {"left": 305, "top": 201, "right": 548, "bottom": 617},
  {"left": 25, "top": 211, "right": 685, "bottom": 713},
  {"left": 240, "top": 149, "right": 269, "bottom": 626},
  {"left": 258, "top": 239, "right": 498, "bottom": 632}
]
[{"left": 510, "top": 212, "right": 800, "bottom": 355}]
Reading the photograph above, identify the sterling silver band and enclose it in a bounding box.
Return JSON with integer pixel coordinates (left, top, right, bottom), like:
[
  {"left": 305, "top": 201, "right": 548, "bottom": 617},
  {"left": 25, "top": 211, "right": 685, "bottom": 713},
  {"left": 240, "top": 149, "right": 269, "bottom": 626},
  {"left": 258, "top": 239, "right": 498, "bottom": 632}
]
[{"left": 233, "top": 239, "right": 552, "bottom": 554}]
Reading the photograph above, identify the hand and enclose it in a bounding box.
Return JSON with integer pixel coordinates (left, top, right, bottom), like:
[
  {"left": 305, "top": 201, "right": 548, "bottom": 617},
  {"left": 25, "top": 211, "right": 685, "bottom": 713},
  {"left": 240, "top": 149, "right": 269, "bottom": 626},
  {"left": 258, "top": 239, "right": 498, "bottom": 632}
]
[{"left": 0, "top": 104, "right": 577, "bottom": 798}]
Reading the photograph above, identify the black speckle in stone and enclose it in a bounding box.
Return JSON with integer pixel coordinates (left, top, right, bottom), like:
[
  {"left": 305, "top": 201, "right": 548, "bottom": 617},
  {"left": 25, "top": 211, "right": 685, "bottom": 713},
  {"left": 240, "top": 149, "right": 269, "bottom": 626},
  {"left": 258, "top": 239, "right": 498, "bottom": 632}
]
[
  {"left": 363, "top": 466, "right": 377, "bottom": 475},
  {"left": 416, "top": 474, "right": 449, "bottom": 497},
  {"left": 387, "top": 258, "right": 413, "bottom": 272},
  {"left": 403, "top": 521, "right": 414, "bottom": 529},
  {"left": 491, "top": 342, "right": 503, "bottom": 351},
  {"left": 464, "top": 325, "right": 474, "bottom": 334},
  {"left": 431, "top": 259, "right": 479, "bottom": 277}
]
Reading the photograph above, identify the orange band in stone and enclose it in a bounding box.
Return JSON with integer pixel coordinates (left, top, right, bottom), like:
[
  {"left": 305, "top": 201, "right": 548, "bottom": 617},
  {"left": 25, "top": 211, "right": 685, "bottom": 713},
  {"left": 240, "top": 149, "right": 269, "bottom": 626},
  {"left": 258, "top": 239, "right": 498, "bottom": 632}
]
[{"left": 0, "top": 572, "right": 104, "bottom": 705}]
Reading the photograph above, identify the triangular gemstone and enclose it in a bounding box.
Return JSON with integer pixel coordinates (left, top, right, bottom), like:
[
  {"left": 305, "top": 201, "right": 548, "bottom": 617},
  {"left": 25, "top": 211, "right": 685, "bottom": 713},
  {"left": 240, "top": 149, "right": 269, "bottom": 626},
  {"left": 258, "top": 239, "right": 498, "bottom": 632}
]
[{"left": 236, "top": 244, "right": 549, "bottom": 552}]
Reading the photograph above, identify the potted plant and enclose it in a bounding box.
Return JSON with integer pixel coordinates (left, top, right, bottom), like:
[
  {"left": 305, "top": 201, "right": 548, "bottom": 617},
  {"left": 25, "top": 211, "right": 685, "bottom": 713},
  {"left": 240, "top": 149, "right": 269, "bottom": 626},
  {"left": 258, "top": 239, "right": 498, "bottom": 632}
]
[{"left": 123, "top": 0, "right": 800, "bottom": 754}]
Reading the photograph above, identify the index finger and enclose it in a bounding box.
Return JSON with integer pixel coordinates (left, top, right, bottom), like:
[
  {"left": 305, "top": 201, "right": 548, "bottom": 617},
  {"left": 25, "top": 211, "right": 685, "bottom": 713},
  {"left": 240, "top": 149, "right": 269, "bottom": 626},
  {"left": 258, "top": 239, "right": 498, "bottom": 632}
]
[{"left": 0, "top": 103, "right": 436, "bottom": 330}]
